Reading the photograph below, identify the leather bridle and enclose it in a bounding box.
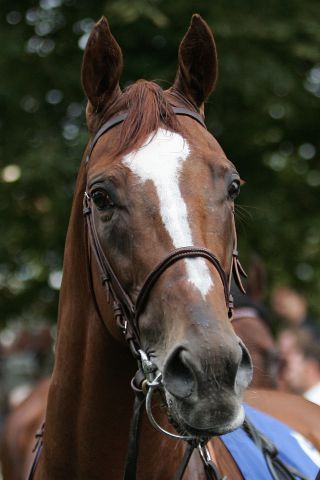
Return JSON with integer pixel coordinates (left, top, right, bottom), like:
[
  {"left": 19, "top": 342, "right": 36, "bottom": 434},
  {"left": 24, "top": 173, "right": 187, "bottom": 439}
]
[
  {"left": 83, "top": 106, "right": 247, "bottom": 359},
  {"left": 82, "top": 106, "right": 247, "bottom": 479},
  {"left": 28, "top": 106, "right": 311, "bottom": 480}
]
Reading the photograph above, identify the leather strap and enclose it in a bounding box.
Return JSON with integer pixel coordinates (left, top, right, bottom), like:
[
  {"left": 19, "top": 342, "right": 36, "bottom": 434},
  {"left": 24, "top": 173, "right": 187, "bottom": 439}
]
[
  {"left": 135, "top": 246, "right": 230, "bottom": 321},
  {"left": 84, "top": 193, "right": 135, "bottom": 316},
  {"left": 123, "top": 396, "right": 145, "bottom": 480},
  {"left": 85, "top": 107, "right": 206, "bottom": 163},
  {"left": 173, "top": 444, "right": 195, "bottom": 480},
  {"left": 27, "top": 423, "right": 45, "bottom": 480},
  {"left": 123, "top": 394, "right": 225, "bottom": 480},
  {"left": 243, "top": 418, "right": 309, "bottom": 480},
  {"left": 86, "top": 112, "right": 128, "bottom": 163},
  {"left": 172, "top": 107, "right": 206, "bottom": 128}
]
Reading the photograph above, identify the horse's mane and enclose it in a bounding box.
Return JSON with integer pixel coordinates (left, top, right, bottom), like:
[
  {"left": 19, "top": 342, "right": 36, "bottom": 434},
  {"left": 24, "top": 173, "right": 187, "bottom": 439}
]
[{"left": 95, "top": 80, "right": 182, "bottom": 157}]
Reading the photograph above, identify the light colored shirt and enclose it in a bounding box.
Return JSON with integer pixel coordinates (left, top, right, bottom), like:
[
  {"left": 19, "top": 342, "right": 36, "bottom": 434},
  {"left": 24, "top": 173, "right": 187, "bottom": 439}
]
[{"left": 304, "top": 382, "right": 320, "bottom": 406}]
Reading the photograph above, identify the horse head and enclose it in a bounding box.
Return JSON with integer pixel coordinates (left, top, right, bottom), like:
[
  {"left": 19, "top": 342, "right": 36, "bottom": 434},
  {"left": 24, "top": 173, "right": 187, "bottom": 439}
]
[{"left": 81, "top": 15, "right": 252, "bottom": 439}]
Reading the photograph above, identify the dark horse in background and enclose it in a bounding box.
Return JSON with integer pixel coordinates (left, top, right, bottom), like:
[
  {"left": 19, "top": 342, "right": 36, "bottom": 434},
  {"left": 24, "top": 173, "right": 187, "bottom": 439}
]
[
  {"left": 1, "top": 14, "right": 320, "bottom": 480},
  {"left": 232, "top": 255, "right": 279, "bottom": 390}
]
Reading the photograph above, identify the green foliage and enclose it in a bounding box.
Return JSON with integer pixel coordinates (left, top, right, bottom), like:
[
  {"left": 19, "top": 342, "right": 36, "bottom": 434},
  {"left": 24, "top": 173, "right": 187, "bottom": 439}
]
[{"left": 0, "top": 0, "right": 319, "bottom": 326}]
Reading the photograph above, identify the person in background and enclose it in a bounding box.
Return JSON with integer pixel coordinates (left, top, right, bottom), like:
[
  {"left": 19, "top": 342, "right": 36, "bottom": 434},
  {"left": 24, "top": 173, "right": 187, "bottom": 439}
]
[
  {"left": 271, "top": 287, "right": 310, "bottom": 328},
  {"left": 278, "top": 327, "right": 320, "bottom": 405}
]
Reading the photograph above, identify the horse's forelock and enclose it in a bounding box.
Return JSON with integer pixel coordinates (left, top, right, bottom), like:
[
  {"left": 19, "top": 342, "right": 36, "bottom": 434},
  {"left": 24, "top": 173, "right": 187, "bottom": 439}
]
[{"left": 98, "top": 80, "right": 182, "bottom": 157}]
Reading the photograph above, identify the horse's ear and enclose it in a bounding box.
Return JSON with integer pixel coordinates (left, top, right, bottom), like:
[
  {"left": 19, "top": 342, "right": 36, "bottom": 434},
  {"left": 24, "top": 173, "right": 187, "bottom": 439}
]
[
  {"left": 173, "top": 14, "right": 218, "bottom": 109},
  {"left": 81, "top": 17, "right": 123, "bottom": 111}
]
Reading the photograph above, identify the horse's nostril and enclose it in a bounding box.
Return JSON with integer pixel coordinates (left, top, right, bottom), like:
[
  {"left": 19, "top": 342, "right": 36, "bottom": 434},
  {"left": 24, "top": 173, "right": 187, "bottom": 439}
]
[{"left": 163, "top": 348, "right": 195, "bottom": 399}]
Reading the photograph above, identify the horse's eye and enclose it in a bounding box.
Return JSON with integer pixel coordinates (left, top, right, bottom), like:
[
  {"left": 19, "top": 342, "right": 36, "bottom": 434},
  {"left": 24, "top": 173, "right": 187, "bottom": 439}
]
[
  {"left": 228, "top": 180, "right": 240, "bottom": 200},
  {"left": 91, "top": 190, "right": 114, "bottom": 210}
]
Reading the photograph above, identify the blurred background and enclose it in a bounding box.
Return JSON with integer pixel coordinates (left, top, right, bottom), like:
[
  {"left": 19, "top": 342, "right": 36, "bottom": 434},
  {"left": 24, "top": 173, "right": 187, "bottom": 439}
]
[{"left": 0, "top": 0, "right": 320, "bottom": 459}]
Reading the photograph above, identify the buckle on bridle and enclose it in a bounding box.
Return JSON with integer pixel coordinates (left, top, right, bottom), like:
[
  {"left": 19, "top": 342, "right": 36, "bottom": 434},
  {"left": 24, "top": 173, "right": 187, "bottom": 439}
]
[{"left": 139, "top": 350, "right": 157, "bottom": 381}]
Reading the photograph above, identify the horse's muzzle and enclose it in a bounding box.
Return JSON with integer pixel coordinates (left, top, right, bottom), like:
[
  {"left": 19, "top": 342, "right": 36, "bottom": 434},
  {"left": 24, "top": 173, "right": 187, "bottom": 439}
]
[{"left": 162, "top": 338, "right": 253, "bottom": 435}]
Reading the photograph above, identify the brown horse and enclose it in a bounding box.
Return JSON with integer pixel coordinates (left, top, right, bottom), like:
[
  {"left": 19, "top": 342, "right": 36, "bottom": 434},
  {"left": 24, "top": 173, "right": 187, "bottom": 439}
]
[
  {"left": 2, "top": 383, "right": 320, "bottom": 479},
  {"left": 0, "top": 378, "right": 50, "bottom": 480},
  {"left": 2, "top": 14, "right": 320, "bottom": 480},
  {"left": 232, "top": 254, "right": 279, "bottom": 389},
  {"left": 31, "top": 14, "right": 255, "bottom": 479},
  {"left": 0, "top": 309, "right": 277, "bottom": 480},
  {"left": 0, "top": 307, "right": 279, "bottom": 479},
  {"left": 232, "top": 307, "right": 278, "bottom": 389}
]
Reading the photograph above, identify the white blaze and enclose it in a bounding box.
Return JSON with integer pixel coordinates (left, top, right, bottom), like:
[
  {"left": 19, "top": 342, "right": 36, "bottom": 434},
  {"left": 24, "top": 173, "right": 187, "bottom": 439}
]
[{"left": 123, "top": 128, "right": 213, "bottom": 298}]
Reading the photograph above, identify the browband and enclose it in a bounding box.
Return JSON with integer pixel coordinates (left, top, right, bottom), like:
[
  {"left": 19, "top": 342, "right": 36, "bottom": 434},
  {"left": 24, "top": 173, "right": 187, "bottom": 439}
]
[{"left": 85, "top": 107, "right": 206, "bottom": 164}]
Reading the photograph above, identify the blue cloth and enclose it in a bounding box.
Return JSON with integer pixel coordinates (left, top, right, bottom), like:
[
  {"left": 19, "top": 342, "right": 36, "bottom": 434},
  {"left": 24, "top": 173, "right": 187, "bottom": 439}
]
[{"left": 220, "top": 404, "right": 320, "bottom": 480}]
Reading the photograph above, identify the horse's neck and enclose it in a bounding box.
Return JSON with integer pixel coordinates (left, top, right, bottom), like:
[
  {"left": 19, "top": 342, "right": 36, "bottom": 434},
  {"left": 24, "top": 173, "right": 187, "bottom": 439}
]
[
  {"left": 37, "top": 300, "right": 132, "bottom": 476},
  {"left": 37, "top": 260, "right": 186, "bottom": 477}
]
